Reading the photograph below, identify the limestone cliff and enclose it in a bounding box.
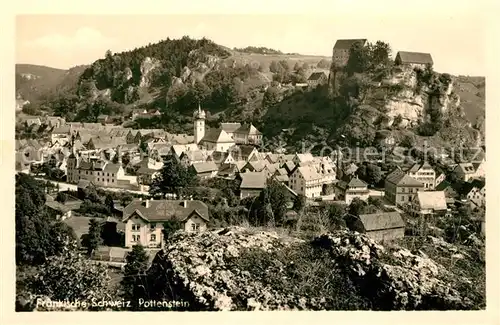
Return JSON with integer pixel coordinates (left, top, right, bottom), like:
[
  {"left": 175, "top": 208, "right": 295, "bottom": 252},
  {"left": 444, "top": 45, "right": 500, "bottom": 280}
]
[{"left": 139, "top": 57, "right": 162, "bottom": 88}]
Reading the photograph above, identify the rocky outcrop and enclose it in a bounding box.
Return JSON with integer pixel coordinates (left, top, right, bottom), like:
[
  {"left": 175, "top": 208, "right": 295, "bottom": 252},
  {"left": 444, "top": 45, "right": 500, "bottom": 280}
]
[
  {"left": 146, "top": 227, "right": 474, "bottom": 311},
  {"left": 313, "top": 231, "right": 472, "bottom": 310},
  {"left": 139, "top": 57, "right": 161, "bottom": 88},
  {"left": 381, "top": 68, "right": 460, "bottom": 127},
  {"left": 146, "top": 227, "right": 305, "bottom": 311}
]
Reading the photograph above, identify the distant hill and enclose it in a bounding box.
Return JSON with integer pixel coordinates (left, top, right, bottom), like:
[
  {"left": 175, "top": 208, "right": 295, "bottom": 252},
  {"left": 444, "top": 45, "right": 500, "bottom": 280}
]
[{"left": 15, "top": 64, "right": 89, "bottom": 104}]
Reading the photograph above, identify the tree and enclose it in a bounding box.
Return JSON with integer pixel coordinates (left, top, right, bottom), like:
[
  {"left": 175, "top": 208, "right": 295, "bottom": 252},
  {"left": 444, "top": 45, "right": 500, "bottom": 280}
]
[
  {"left": 293, "top": 194, "right": 307, "bottom": 213},
  {"left": 15, "top": 173, "right": 74, "bottom": 265},
  {"left": 348, "top": 197, "right": 368, "bottom": 216},
  {"left": 269, "top": 61, "right": 280, "bottom": 73},
  {"left": 121, "top": 244, "right": 149, "bottom": 303},
  {"left": 105, "top": 194, "right": 114, "bottom": 212},
  {"left": 25, "top": 245, "right": 113, "bottom": 310},
  {"left": 22, "top": 103, "right": 41, "bottom": 116},
  {"left": 317, "top": 59, "right": 331, "bottom": 69},
  {"left": 262, "top": 86, "right": 280, "bottom": 109},
  {"left": 327, "top": 203, "right": 347, "bottom": 230},
  {"left": 56, "top": 192, "right": 68, "bottom": 204},
  {"left": 266, "top": 180, "right": 289, "bottom": 225},
  {"left": 149, "top": 156, "right": 198, "bottom": 198},
  {"left": 346, "top": 43, "right": 371, "bottom": 75},
  {"left": 293, "top": 62, "right": 301, "bottom": 71},
  {"left": 162, "top": 219, "right": 182, "bottom": 241},
  {"left": 370, "top": 41, "right": 392, "bottom": 68},
  {"left": 366, "top": 164, "right": 382, "bottom": 185},
  {"left": 87, "top": 218, "right": 102, "bottom": 256}
]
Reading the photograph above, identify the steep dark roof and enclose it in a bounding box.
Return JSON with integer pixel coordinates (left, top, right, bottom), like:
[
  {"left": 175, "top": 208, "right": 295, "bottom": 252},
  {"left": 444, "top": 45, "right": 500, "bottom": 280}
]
[
  {"left": 385, "top": 168, "right": 424, "bottom": 187},
  {"left": 230, "top": 144, "right": 258, "bottom": 160},
  {"left": 307, "top": 72, "right": 327, "bottom": 81},
  {"left": 123, "top": 199, "right": 209, "bottom": 223},
  {"left": 358, "top": 211, "right": 404, "bottom": 232},
  {"left": 234, "top": 123, "right": 262, "bottom": 135},
  {"left": 396, "top": 51, "right": 433, "bottom": 65},
  {"left": 333, "top": 39, "right": 367, "bottom": 50},
  {"left": 347, "top": 177, "right": 368, "bottom": 188}
]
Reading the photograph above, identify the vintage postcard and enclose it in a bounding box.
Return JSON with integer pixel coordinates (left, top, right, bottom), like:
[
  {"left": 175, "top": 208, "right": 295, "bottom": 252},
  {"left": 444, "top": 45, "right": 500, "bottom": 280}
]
[{"left": 3, "top": 1, "right": 498, "bottom": 324}]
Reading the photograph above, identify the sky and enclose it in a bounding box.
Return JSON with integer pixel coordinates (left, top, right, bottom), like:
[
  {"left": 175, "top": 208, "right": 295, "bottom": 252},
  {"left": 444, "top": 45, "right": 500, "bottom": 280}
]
[{"left": 16, "top": 9, "right": 488, "bottom": 76}]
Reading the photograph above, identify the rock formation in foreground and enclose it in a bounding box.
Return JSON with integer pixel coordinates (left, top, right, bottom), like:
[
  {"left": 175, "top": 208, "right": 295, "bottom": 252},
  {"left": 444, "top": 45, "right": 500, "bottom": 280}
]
[{"left": 145, "top": 227, "right": 475, "bottom": 311}]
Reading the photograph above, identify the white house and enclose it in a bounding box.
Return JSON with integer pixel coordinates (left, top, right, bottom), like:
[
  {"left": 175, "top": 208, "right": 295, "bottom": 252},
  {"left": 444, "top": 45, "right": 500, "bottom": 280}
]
[{"left": 122, "top": 199, "right": 210, "bottom": 248}]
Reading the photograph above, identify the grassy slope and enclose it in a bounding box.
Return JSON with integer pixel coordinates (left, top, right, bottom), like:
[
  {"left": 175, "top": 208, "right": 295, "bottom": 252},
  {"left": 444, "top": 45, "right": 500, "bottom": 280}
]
[{"left": 453, "top": 76, "right": 485, "bottom": 124}]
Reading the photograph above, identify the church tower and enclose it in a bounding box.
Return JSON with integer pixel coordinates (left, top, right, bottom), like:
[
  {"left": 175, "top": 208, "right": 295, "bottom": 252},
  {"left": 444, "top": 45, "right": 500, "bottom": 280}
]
[{"left": 193, "top": 103, "right": 206, "bottom": 144}]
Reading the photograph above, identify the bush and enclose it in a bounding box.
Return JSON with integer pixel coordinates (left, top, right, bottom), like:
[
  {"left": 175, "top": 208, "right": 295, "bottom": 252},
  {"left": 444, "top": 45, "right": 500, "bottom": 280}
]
[{"left": 228, "top": 243, "right": 372, "bottom": 310}]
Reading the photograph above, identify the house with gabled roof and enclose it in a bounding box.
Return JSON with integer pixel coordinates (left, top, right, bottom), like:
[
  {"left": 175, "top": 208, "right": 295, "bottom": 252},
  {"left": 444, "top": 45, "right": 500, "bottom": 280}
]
[
  {"left": 307, "top": 71, "right": 328, "bottom": 88},
  {"left": 335, "top": 176, "right": 369, "bottom": 204},
  {"left": 289, "top": 165, "right": 325, "bottom": 199},
  {"left": 411, "top": 191, "right": 448, "bottom": 217},
  {"left": 405, "top": 160, "right": 436, "bottom": 190},
  {"left": 459, "top": 178, "right": 486, "bottom": 208},
  {"left": 332, "top": 39, "right": 367, "bottom": 68},
  {"left": 395, "top": 51, "right": 434, "bottom": 69},
  {"left": 207, "top": 151, "right": 236, "bottom": 166},
  {"left": 238, "top": 171, "right": 267, "bottom": 199},
  {"left": 179, "top": 150, "right": 209, "bottom": 166},
  {"left": 435, "top": 180, "right": 459, "bottom": 200},
  {"left": 190, "top": 161, "right": 219, "bottom": 179},
  {"left": 230, "top": 144, "right": 259, "bottom": 162},
  {"left": 453, "top": 162, "right": 477, "bottom": 182},
  {"left": 233, "top": 123, "right": 262, "bottom": 145},
  {"left": 199, "top": 128, "right": 235, "bottom": 152},
  {"left": 385, "top": 168, "right": 424, "bottom": 205},
  {"left": 122, "top": 199, "right": 209, "bottom": 248},
  {"left": 220, "top": 123, "right": 242, "bottom": 139},
  {"left": 346, "top": 211, "right": 405, "bottom": 242}
]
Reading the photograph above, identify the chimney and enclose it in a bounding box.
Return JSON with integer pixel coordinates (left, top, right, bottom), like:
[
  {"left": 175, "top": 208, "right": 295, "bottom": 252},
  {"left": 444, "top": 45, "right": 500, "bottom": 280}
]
[
  {"left": 182, "top": 200, "right": 187, "bottom": 208},
  {"left": 145, "top": 199, "right": 150, "bottom": 208}
]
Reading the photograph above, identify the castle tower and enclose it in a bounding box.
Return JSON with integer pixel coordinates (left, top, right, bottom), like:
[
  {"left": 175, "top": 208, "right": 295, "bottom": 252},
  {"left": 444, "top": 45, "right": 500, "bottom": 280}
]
[{"left": 193, "top": 103, "right": 206, "bottom": 144}]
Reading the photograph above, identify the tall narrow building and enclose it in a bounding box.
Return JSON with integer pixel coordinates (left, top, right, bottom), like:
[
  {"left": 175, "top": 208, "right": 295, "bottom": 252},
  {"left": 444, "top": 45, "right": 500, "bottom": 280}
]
[{"left": 193, "top": 104, "right": 206, "bottom": 145}]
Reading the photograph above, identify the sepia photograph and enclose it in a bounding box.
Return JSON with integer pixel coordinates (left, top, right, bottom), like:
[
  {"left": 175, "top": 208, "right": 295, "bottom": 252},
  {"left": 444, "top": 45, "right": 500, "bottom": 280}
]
[{"left": 8, "top": 3, "right": 494, "bottom": 318}]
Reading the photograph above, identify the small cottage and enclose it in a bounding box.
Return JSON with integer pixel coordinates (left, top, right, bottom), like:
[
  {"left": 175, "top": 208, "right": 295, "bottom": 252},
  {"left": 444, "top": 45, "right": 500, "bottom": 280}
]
[{"left": 346, "top": 211, "right": 405, "bottom": 242}]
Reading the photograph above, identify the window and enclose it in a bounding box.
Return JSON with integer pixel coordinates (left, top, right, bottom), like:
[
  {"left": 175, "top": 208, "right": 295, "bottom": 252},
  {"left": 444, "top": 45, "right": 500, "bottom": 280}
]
[
  {"left": 112, "top": 179, "right": 114, "bottom": 182},
  {"left": 136, "top": 235, "right": 140, "bottom": 242},
  {"left": 150, "top": 223, "right": 156, "bottom": 231},
  {"left": 131, "top": 224, "right": 140, "bottom": 231},
  {"left": 401, "top": 195, "right": 405, "bottom": 202},
  {"left": 401, "top": 188, "right": 405, "bottom": 193},
  {"left": 150, "top": 234, "right": 156, "bottom": 242},
  {"left": 191, "top": 223, "right": 200, "bottom": 231},
  {"left": 107, "top": 173, "right": 110, "bottom": 176}
]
